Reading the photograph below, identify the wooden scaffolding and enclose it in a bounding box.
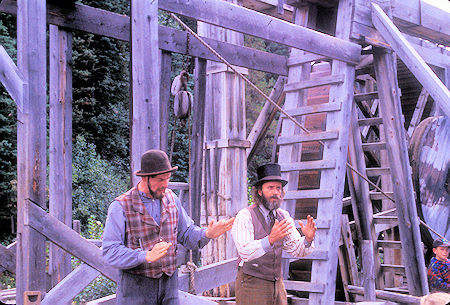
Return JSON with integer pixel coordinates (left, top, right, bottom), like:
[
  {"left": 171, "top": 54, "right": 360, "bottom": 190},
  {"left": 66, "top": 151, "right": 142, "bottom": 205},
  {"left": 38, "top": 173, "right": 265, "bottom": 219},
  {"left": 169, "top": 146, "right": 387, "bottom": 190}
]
[{"left": 0, "top": 0, "right": 448, "bottom": 304}]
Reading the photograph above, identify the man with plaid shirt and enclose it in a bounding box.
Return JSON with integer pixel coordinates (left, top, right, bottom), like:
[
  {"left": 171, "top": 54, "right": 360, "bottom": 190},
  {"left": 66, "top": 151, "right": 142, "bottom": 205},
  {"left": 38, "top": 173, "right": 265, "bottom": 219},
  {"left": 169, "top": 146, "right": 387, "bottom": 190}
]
[
  {"left": 427, "top": 238, "right": 450, "bottom": 293},
  {"left": 103, "top": 150, "right": 234, "bottom": 305}
]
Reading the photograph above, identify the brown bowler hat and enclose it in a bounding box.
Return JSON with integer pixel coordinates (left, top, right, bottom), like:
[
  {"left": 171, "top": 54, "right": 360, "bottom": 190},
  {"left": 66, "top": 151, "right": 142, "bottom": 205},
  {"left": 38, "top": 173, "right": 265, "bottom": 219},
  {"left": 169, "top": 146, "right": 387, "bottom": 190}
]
[
  {"left": 135, "top": 150, "right": 178, "bottom": 176},
  {"left": 254, "top": 163, "right": 288, "bottom": 187}
]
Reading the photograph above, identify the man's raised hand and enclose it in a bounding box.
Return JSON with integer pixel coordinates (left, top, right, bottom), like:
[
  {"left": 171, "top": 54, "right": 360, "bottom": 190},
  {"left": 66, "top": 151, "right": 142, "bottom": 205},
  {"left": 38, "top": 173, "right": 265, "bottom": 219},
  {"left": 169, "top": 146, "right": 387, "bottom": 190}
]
[
  {"left": 298, "top": 215, "right": 317, "bottom": 243},
  {"left": 268, "top": 219, "right": 292, "bottom": 245},
  {"left": 205, "top": 217, "right": 235, "bottom": 239}
]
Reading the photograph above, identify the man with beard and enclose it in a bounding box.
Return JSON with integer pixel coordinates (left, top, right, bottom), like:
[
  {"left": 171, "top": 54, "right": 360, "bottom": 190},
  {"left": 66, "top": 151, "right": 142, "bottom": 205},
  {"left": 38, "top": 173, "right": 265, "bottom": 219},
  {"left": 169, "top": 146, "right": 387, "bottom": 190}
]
[
  {"left": 102, "top": 149, "right": 234, "bottom": 305},
  {"left": 231, "top": 163, "right": 316, "bottom": 305}
]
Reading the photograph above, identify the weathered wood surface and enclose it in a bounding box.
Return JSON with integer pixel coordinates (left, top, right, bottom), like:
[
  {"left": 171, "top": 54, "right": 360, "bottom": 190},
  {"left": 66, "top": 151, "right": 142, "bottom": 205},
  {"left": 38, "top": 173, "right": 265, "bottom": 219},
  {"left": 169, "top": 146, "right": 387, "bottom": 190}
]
[
  {"left": 86, "top": 291, "right": 219, "bottom": 305},
  {"left": 0, "top": 0, "right": 288, "bottom": 76},
  {"left": 348, "top": 285, "right": 421, "bottom": 305},
  {"left": 352, "top": 0, "right": 450, "bottom": 46},
  {"left": 371, "top": 3, "right": 450, "bottom": 118},
  {"left": 49, "top": 25, "right": 73, "bottom": 291},
  {"left": 361, "top": 240, "right": 376, "bottom": 301},
  {"left": 373, "top": 46, "right": 429, "bottom": 296},
  {"left": 160, "top": 0, "right": 361, "bottom": 64},
  {"left": 130, "top": 0, "right": 160, "bottom": 186},
  {"left": 247, "top": 76, "right": 286, "bottom": 162},
  {"left": 407, "top": 88, "right": 429, "bottom": 138},
  {"left": 15, "top": 0, "right": 48, "bottom": 303},
  {"left": 284, "top": 75, "right": 344, "bottom": 92},
  {"left": 41, "top": 264, "right": 100, "bottom": 305},
  {"left": 25, "top": 201, "right": 119, "bottom": 281},
  {"left": 0, "top": 45, "right": 25, "bottom": 111},
  {"left": 0, "top": 242, "right": 16, "bottom": 274},
  {"left": 160, "top": 51, "right": 171, "bottom": 153}
]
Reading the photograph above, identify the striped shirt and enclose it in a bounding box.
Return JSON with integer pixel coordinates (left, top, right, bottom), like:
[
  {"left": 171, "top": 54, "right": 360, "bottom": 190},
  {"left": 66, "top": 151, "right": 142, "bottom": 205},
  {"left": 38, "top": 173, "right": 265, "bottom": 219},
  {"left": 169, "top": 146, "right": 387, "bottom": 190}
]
[{"left": 231, "top": 204, "right": 314, "bottom": 267}]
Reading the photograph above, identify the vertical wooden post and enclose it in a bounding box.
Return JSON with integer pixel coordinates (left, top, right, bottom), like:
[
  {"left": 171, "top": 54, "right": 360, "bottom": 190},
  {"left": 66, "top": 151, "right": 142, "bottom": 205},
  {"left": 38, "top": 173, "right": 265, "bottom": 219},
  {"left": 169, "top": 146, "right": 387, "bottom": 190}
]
[
  {"left": 361, "top": 240, "right": 376, "bottom": 301},
  {"left": 190, "top": 57, "right": 207, "bottom": 263},
  {"left": 49, "top": 24, "right": 73, "bottom": 292},
  {"left": 16, "top": 0, "right": 47, "bottom": 304},
  {"left": 130, "top": 0, "right": 160, "bottom": 186},
  {"left": 373, "top": 46, "right": 429, "bottom": 296},
  {"left": 199, "top": 3, "right": 248, "bottom": 294},
  {"left": 160, "top": 50, "right": 172, "bottom": 153}
]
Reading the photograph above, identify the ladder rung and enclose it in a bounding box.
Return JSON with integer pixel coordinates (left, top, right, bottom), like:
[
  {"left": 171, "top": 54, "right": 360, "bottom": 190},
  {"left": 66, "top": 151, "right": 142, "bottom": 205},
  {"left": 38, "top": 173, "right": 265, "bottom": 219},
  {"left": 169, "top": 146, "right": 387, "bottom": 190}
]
[
  {"left": 358, "top": 117, "right": 383, "bottom": 126},
  {"left": 284, "top": 75, "right": 344, "bottom": 92},
  {"left": 370, "top": 191, "right": 394, "bottom": 201},
  {"left": 280, "top": 160, "right": 336, "bottom": 172},
  {"left": 377, "top": 240, "right": 402, "bottom": 249},
  {"left": 284, "top": 189, "right": 333, "bottom": 200},
  {"left": 354, "top": 91, "right": 378, "bottom": 102},
  {"left": 278, "top": 131, "right": 339, "bottom": 145},
  {"left": 362, "top": 142, "right": 386, "bottom": 151},
  {"left": 282, "top": 102, "right": 341, "bottom": 117},
  {"left": 384, "top": 287, "right": 409, "bottom": 294},
  {"left": 366, "top": 167, "right": 390, "bottom": 176},
  {"left": 283, "top": 280, "right": 325, "bottom": 293},
  {"left": 373, "top": 215, "right": 398, "bottom": 225},
  {"left": 283, "top": 250, "right": 328, "bottom": 260},
  {"left": 381, "top": 264, "right": 405, "bottom": 273}
]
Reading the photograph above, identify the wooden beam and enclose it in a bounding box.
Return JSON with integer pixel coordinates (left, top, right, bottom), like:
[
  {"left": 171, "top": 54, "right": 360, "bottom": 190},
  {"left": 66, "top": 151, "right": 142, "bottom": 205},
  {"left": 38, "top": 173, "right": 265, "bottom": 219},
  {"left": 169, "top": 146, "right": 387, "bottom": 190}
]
[
  {"left": 0, "top": 45, "right": 25, "bottom": 112},
  {"left": 160, "top": 51, "right": 171, "bottom": 153},
  {"left": 348, "top": 285, "right": 421, "bottom": 305},
  {"left": 15, "top": 0, "right": 48, "bottom": 303},
  {"left": 130, "top": 0, "right": 160, "bottom": 186},
  {"left": 371, "top": 3, "right": 450, "bottom": 117},
  {"left": 0, "top": 242, "right": 16, "bottom": 273},
  {"left": 247, "top": 76, "right": 286, "bottom": 163},
  {"left": 361, "top": 240, "right": 376, "bottom": 300},
  {"left": 407, "top": 88, "right": 429, "bottom": 138},
  {"left": 49, "top": 24, "right": 73, "bottom": 290},
  {"left": 24, "top": 201, "right": 119, "bottom": 282},
  {"left": 41, "top": 264, "right": 100, "bottom": 305},
  {"left": 373, "top": 46, "right": 429, "bottom": 296},
  {"left": 86, "top": 291, "right": 219, "bottom": 305},
  {"left": 160, "top": 0, "right": 361, "bottom": 64},
  {"left": 0, "top": 0, "right": 288, "bottom": 75}
]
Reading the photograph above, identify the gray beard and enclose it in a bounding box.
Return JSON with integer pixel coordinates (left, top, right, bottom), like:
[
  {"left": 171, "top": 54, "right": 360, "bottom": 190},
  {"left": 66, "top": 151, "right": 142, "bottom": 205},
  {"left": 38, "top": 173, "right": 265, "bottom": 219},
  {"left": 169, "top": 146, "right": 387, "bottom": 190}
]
[{"left": 261, "top": 196, "right": 281, "bottom": 211}]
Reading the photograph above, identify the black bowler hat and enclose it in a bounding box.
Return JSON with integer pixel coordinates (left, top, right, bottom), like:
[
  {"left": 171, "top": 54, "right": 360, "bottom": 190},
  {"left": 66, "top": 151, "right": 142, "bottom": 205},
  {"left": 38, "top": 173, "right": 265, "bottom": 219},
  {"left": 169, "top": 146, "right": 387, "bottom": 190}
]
[
  {"left": 254, "top": 163, "right": 288, "bottom": 187},
  {"left": 135, "top": 150, "right": 178, "bottom": 176}
]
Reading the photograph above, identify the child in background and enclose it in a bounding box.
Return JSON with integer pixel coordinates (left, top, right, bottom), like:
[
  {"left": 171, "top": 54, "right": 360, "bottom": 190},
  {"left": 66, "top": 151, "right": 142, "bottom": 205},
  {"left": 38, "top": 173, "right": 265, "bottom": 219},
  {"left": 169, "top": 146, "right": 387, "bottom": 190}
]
[{"left": 427, "top": 238, "right": 450, "bottom": 293}]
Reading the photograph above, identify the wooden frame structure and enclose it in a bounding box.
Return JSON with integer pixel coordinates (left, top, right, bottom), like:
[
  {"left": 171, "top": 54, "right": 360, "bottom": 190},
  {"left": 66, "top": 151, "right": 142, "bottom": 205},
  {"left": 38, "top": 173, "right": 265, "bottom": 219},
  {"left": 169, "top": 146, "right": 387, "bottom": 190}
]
[{"left": 0, "top": 0, "right": 449, "bottom": 304}]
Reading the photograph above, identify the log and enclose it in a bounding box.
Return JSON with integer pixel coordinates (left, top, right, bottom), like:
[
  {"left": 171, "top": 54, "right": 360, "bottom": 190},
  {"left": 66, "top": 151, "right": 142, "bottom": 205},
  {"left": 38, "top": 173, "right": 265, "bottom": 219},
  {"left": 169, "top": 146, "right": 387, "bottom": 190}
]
[
  {"left": 0, "top": 45, "right": 25, "bottom": 111},
  {"left": 0, "top": 242, "right": 16, "bottom": 274},
  {"left": 348, "top": 285, "right": 421, "bottom": 304}
]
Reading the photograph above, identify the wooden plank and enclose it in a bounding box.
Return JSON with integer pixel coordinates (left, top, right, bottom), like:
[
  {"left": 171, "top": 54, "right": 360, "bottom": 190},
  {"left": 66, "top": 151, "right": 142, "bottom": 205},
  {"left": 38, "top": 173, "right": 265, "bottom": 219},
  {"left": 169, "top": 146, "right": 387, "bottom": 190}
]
[
  {"left": 372, "top": 216, "right": 398, "bottom": 225},
  {"left": 372, "top": 3, "right": 450, "bottom": 118},
  {"left": 282, "top": 250, "right": 328, "bottom": 261},
  {"left": 160, "top": 0, "right": 361, "bottom": 64},
  {"left": 284, "top": 75, "right": 344, "bottom": 92},
  {"left": 283, "top": 280, "right": 325, "bottom": 293},
  {"left": 282, "top": 102, "right": 341, "bottom": 117},
  {"left": 373, "top": 46, "right": 429, "bottom": 296},
  {"left": 287, "top": 53, "right": 327, "bottom": 67},
  {"left": 407, "top": 88, "right": 429, "bottom": 138},
  {"left": 49, "top": 25, "right": 73, "bottom": 291},
  {"left": 366, "top": 167, "right": 390, "bottom": 176},
  {"left": 41, "top": 264, "right": 100, "bottom": 305},
  {"left": 354, "top": 91, "right": 378, "bottom": 102},
  {"left": 379, "top": 264, "right": 405, "bottom": 274},
  {"left": 277, "top": 130, "right": 339, "bottom": 145},
  {"left": 377, "top": 240, "right": 401, "bottom": 249},
  {"left": 0, "top": 0, "right": 289, "bottom": 76},
  {"left": 0, "top": 45, "right": 25, "bottom": 112},
  {"left": 15, "top": 0, "right": 48, "bottom": 303},
  {"left": 358, "top": 118, "right": 383, "bottom": 126},
  {"left": 341, "top": 215, "right": 359, "bottom": 286},
  {"left": 247, "top": 76, "right": 287, "bottom": 162},
  {"left": 0, "top": 243, "right": 16, "bottom": 273},
  {"left": 279, "top": 160, "right": 336, "bottom": 172},
  {"left": 86, "top": 291, "right": 219, "bottom": 305},
  {"left": 160, "top": 51, "right": 171, "bottom": 153},
  {"left": 361, "top": 240, "right": 376, "bottom": 300},
  {"left": 348, "top": 285, "right": 421, "bottom": 305},
  {"left": 130, "top": 0, "right": 160, "bottom": 186},
  {"left": 24, "top": 201, "right": 119, "bottom": 282},
  {"left": 178, "top": 257, "right": 237, "bottom": 293},
  {"left": 362, "top": 142, "right": 386, "bottom": 151},
  {"left": 284, "top": 189, "right": 333, "bottom": 200}
]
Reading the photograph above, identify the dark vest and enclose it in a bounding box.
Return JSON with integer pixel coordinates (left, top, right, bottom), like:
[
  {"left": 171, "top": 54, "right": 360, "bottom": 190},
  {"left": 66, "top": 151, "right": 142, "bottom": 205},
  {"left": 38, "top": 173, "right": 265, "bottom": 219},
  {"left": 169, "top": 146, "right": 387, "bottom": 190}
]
[
  {"left": 241, "top": 204, "right": 285, "bottom": 281},
  {"left": 116, "top": 187, "right": 178, "bottom": 278}
]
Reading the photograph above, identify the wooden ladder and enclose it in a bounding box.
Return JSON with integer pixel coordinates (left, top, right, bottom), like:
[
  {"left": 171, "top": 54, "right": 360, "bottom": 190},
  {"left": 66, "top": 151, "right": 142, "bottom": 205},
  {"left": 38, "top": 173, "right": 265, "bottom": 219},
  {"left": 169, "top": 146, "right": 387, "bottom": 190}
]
[{"left": 273, "top": 1, "right": 356, "bottom": 303}]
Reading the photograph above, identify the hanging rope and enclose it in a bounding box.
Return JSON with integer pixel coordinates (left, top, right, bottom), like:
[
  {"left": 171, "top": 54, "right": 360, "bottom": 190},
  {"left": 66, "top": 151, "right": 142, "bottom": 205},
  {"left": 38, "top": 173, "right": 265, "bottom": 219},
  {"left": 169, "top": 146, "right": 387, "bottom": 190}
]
[{"left": 168, "top": 14, "right": 447, "bottom": 240}]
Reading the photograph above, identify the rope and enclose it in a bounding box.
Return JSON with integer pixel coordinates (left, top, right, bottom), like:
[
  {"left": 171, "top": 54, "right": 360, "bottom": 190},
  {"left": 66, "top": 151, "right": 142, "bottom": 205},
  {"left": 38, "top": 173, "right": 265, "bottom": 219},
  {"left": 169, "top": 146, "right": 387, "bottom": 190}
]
[
  {"left": 168, "top": 13, "right": 447, "bottom": 241},
  {"left": 180, "top": 255, "right": 197, "bottom": 294}
]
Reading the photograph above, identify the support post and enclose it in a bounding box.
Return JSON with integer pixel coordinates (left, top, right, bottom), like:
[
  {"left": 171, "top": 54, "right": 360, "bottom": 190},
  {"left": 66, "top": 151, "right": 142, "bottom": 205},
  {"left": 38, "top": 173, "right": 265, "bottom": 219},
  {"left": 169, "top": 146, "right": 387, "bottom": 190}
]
[
  {"left": 160, "top": 50, "right": 172, "bottom": 153},
  {"left": 361, "top": 240, "right": 376, "bottom": 301},
  {"left": 373, "top": 46, "right": 429, "bottom": 296},
  {"left": 16, "top": 0, "right": 47, "bottom": 304},
  {"left": 49, "top": 24, "right": 73, "bottom": 292},
  {"left": 130, "top": 0, "right": 160, "bottom": 186}
]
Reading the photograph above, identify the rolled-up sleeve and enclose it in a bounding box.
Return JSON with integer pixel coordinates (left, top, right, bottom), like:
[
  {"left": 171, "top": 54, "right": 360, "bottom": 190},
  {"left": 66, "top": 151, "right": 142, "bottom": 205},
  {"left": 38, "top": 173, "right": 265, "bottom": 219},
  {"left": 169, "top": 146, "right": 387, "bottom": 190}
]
[{"left": 102, "top": 201, "right": 147, "bottom": 269}]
